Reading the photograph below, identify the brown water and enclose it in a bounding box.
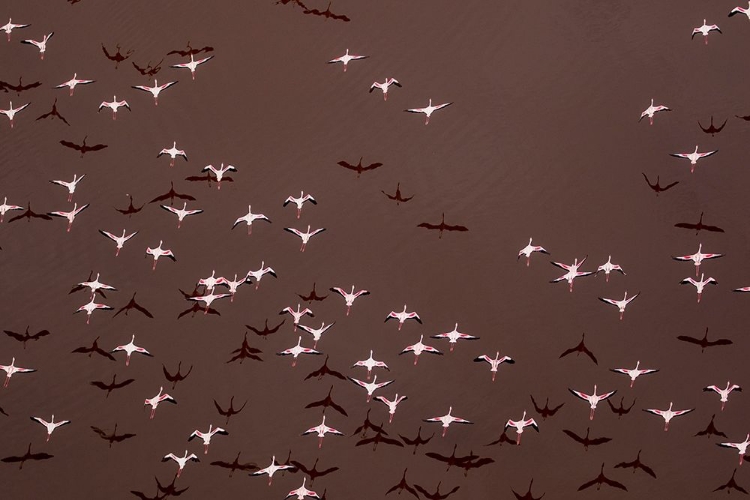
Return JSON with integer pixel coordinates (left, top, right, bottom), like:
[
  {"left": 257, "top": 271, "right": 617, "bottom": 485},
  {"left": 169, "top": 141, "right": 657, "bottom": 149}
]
[{"left": 2, "top": 0, "right": 750, "bottom": 498}]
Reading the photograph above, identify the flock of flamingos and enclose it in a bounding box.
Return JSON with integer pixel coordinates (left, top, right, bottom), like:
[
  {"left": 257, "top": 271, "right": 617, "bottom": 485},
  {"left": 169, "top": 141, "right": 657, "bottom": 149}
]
[{"left": 2, "top": 1, "right": 750, "bottom": 499}]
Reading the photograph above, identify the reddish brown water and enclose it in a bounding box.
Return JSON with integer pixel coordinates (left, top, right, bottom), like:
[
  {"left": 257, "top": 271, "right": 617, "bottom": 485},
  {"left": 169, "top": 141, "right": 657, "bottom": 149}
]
[{"left": 1, "top": 0, "right": 750, "bottom": 498}]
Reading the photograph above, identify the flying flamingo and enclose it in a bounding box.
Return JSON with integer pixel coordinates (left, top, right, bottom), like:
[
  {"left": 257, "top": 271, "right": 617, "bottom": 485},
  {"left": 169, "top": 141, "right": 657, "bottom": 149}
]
[
  {"left": 144, "top": 386, "right": 176, "bottom": 419},
  {"left": 251, "top": 455, "right": 295, "bottom": 485},
  {"left": 198, "top": 270, "right": 227, "bottom": 292},
  {"left": 98, "top": 96, "right": 130, "bottom": 120},
  {"left": 672, "top": 243, "right": 723, "bottom": 277},
  {"left": 375, "top": 394, "right": 408, "bottom": 423},
  {"left": 643, "top": 402, "right": 694, "bottom": 431},
  {"left": 669, "top": 145, "right": 718, "bottom": 173},
  {"left": 639, "top": 98, "right": 670, "bottom": 125},
  {"left": 31, "top": 415, "right": 71, "bottom": 442},
  {"left": 158, "top": 142, "right": 188, "bottom": 166},
  {"left": 424, "top": 406, "right": 472, "bottom": 437},
  {"left": 610, "top": 361, "right": 659, "bottom": 387},
  {"left": 21, "top": 32, "right": 53, "bottom": 59},
  {"left": 0, "top": 101, "right": 30, "bottom": 128},
  {"left": 302, "top": 415, "right": 344, "bottom": 448},
  {"left": 162, "top": 450, "right": 198, "bottom": 478},
  {"left": 284, "top": 191, "right": 317, "bottom": 218},
  {"left": 352, "top": 350, "right": 389, "bottom": 380},
  {"left": 518, "top": 238, "right": 549, "bottom": 266},
  {"left": 405, "top": 99, "right": 452, "bottom": 125},
  {"left": 99, "top": 229, "right": 138, "bottom": 256},
  {"left": 550, "top": 257, "right": 593, "bottom": 292},
  {"left": 385, "top": 305, "right": 422, "bottom": 330},
  {"left": 596, "top": 256, "right": 625, "bottom": 282},
  {"left": 298, "top": 321, "right": 336, "bottom": 348},
  {"left": 170, "top": 54, "right": 214, "bottom": 80},
  {"left": 111, "top": 335, "right": 152, "bottom": 366},
  {"left": 232, "top": 205, "right": 270, "bottom": 234},
  {"left": 48, "top": 203, "right": 88, "bottom": 232},
  {"left": 598, "top": 291, "right": 640, "bottom": 320},
  {"left": 202, "top": 163, "right": 236, "bottom": 189},
  {"left": 430, "top": 323, "right": 479, "bottom": 352},
  {"left": 0, "top": 358, "right": 36, "bottom": 388},
  {"left": 718, "top": 434, "right": 750, "bottom": 465},
  {"left": 188, "top": 424, "right": 228, "bottom": 454},
  {"left": 400, "top": 335, "right": 443, "bottom": 365},
  {"left": 76, "top": 272, "right": 116, "bottom": 298},
  {"left": 279, "top": 304, "right": 314, "bottom": 331},
  {"left": 369, "top": 78, "right": 401, "bottom": 100},
  {"left": 187, "top": 292, "right": 231, "bottom": 314},
  {"left": 704, "top": 381, "right": 742, "bottom": 411},
  {"left": 286, "top": 477, "right": 321, "bottom": 499},
  {"left": 330, "top": 285, "right": 370, "bottom": 315},
  {"left": 473, "top": 351, "right": 515, "bottom": 381},
  {"left": 692, "top": 19, "right": 721, "bottom": 44},
  {"left": 0, "top": 197, "right": 23, "bottom": 222},
  {"left": 284, "top": 225, "right": 326, "bottom": 252},
  {"left": 75, "top": 297, "right": 113, "bottom": 324},
  {"left": 729, "top": 2, "right": 750, "bottom": 20},
  {"left": 327, "top": 48, "right": 368, "bottom": 71},
  {"left": 160, "top": 202, "right": 203, "bottom": 228},
  {"left": 246, "top": 261, "right": 277, "bottom": 290},
  {"left": 55, "top": 73, "right": 95, "bottom": 96},
  {"left": 569, "top": 385, "right": 617, "bottom": 420},
  {"left": 680, "top": 273, "right": 717, "bottom": 303},
  {"left": 505, "top": 411, "right": 539, "bottom": 445},
  {"left": 50, "top": 174, "right": 85, "bottom": 202},
  {"left": 145, "top": 240, "right": 176, "bottom": 270},
  {"left": 277, "top": 336, "right": 320, "bottom": 367},
  {"left": 132, "top": 79, "right": 177, "bottom": 105},
  {"left": 348, "top": 375, "right": 394, "bottom": 402},
  {"left": 1, "top": 19, "right": 29, "bottom": 42}
]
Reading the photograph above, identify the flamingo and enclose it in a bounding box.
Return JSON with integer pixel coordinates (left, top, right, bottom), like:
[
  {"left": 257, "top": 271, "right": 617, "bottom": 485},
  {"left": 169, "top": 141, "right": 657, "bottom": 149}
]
[
  {"left": 158, "top": 142, "right": 188, "bottom": 166},
  {"left": 330, "top": 286, "right": 370, "bottom": 316},
  {"left": 405, "top": 98, "right": 452, "bottom": 125},
  {"left": 251, "top": 455, "right": 294, "bottom": 485},
  {"left": 98, "top": 96, "right": 130, "bottom": 120},
  {"left": 145, "top": 387, "right": 176, "bottom": 419},
  {"left": 430, "top": 323, "right": 479, "bottom": 352},
  {"left": 280, "top": 304, "right": 314, "bottom": 331},
  {"left": 718, "top": 434, "right": 750, "bottom": 465},
  {"left": 0, "top": 358, "right": 36, "bottom": 388},
  {"left": 283, "top": 225, "right": 326, "bottom": 252},
  {"left": 277, "top": 336, "right": 320, "bottom": 367},
  {"left": 692, "top": 19, "right": 721, "bottom": 44},
  {"left": 385, "top": 305, "right": 422, "bottom": 330},
  {"left": 132, "top": 79, "right": 177, "bottom": 105},
  {"left": 569, "top": 385, "right": 617, "bottom": 420},
  {"left": 170, "top": 54, "right": 214, "bottom": 80},
  {"left": 643, "top": 402, "right": 693, "bottom": 431},
  {"left": 680, "top": 273, "right": 717, "bottom": 303},
  {"left": 400, "top": 335, "right": 443, "bottom": 365},
  {"left": 704, "top": 381, "right": 742, "bottom": 411},
  {"left": 302, "top": 415, "right": 344, "bottom": 448},
  {"left": 286, "top": 477, "right": 321, "bottom": 499},
  {"left": 596, "top": 255, "right": 626, "bottom": 282},
  {"left": 505, "top": 411, "right": 539, "bottom": 445},
  {"left": 162, "top": 450, "right": 198, "bottom": 477},
  {"left": 375, "top": 394, "right": 408, "bottom": 423},
  {"left": 473, "top": 351, "right": 515, "bottom": 382},
  {"left": 0, "top": 197, "right": 23, "bottom": 222},
  {"left": 0, "top": 101, "right": 30, "bottom": 128},
  {"left": 352, "top": 350, "right": 389, "bottom": 380},
  {"left": 160, "top": 202, "right": 203, "bottom": 228},
  {"left": 31, "top": 415, "right": 71, "bottom": 442},
  {"left": 298, "top": 321, "right": 336, "bottom": 349},
  {"left": 729, "top": 2, "right": 750, "bottom": 20},
  {"left": 188, "top": 292, "right": 231, "bottom": 314},
  {"left": 610, "top": 361, "right": 659, "bottom": 387},
  {"left": 48, "top": 203, "right": 89, "bottom": 232},
  {"left": 145, "top": 240, "right": 176, "bottom": 270},
  {"left": 76, "top": 272, "right": 116, "bottom": 298},
  {"left": 369, "top": 77, "right": 401, "bottom": 100},
  {"left": 75, "top": 297, "right": 113, "bottom": 324},
  {"left": 348, "top": 375, "right": 394, "bottom": 402},
  {"left": 246, "top": 261, "right": 277, "bottom": 290},
  {"left": 99, "top": 229, "right": 138, "bottom": 256},
  {"left": 1, "top": 18, "right": 29, "bottom": 42},
  {"left": 639, "top": 98, "right": 670, "bottom": 125},
  {"left": 518, "top": 238, "right": 549, "bottom": 266},
  {"left": 111, "top": 335, "right": 152, "bottom": 367},
  {"left": 198, "top": 270, "right": 227, "bottom": 292},
  {"left": 424, "top": 406, "right": 472, "bottom": 437},
  {"left": 327, "top": 48, "right": 368, "bottom": 72},
  {"left": 20, "top": 32, "right": 53, "bottom": 59},
  {"left": 669, "top": 145, "right": 718, "bottom": 173},
  {"left": 202, "top": 163, "right": 236, "bottom": 190},
  {"left": 284, "top": 191, "right": 317, "bottom": 218},
  {"left": 55, "top": 73, "right": 95, "bottom": 96},
  {"left": 598, "top": 291, "right": 640, "bottom": 320},
  {"left": 188, "top": 424, "right": 228, "bottom": 454},
  {"left": 672, "top": 244, "right": 723, "bottom": 277},
  {"left": 232, "top": 205, "right": 270, "bottom": 234},
  {"left": 550, "top": 257, "right": 594, "bottom": 292},
  {"left": 50, "top": 174, "right": 85, "bottom": 202}
]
